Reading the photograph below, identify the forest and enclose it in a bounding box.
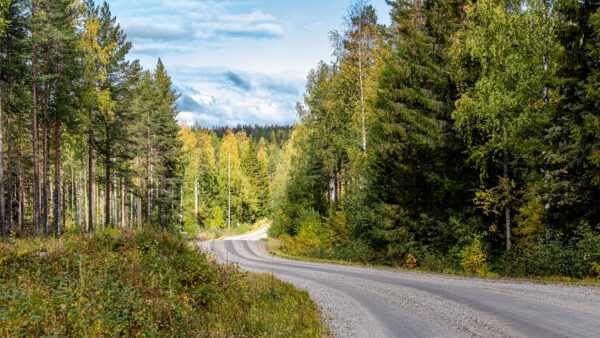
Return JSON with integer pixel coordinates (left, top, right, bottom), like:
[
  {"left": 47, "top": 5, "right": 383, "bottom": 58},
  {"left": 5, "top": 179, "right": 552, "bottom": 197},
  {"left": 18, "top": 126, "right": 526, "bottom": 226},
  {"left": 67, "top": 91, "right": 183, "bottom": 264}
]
[
  {"left": 0, "top": 0, "right": 186, "bottom": 238},
  {"left": 0, "top": 1, "right": 322, "bottom": 335},
  {"left": 179, "top": 124, "right": 289, "bottom": 235},
  {"left": 270, "top": 0, "right": 600, "bottom": 279}
]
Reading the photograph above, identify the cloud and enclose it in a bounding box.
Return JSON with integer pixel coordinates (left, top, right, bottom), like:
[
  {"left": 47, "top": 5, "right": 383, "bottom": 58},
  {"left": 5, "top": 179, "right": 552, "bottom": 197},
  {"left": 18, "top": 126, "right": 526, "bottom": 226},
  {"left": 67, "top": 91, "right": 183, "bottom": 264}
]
[
  {"left": 224, "top": 71, "right": 252, "bottom": 91},
  {"left": 172, "top": 66, "right": 302, "bottom": 127},
  {"left": 178, "top": 94, "right": 206, "bottom": 113},
  {"left": 125, "top": 22, "right": 193, "bottom": 41},
  {"left": 117, "top": 5, "right": 285, "bottom": 56}
]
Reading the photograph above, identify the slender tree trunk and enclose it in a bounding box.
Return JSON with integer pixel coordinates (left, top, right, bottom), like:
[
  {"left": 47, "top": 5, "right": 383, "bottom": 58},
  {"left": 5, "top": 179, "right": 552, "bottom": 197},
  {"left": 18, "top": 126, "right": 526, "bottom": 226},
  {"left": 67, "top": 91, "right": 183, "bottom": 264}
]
[
  {"left": 113, "top": 180, "right": 117, "bottom": 227},
  {"left": 0, "top": 85, "right": 6, "bottom": 241},
  {"left": 130, "top": 192, "right": 133, "bottom": 228},
  {"left": 53, "top": 119, "right": 61, "bottom": 235},
  {"left": 123, "top": 181, "right": 127, "bottom": 228},
  {"left": 100, "top": 188, "right": 104, "bottom": 229},
  {"left": 136, "top": 156, "right": 142, "bottom": 228},
  {"left": 71, "top": 168, "right": 74, "bottom": 225},
  {"left": 17, "top": 124, "right": 24, "bottom": 232},
  {"left": 6, "top": 111, "right": 12, "bottom": 234},
  {"left": 105, "top": 156, "right": 111, "bottom": 229},
  {"left": 194, "top": 178, "right": 198, "bottom": 215},
  {"left": 147, "top": 111, "right": 152, "bottom": 231},
  {"left": 358, "top": 27, "right": 367, "bottom": 155},
  {"left": 77, "top": 171, "right": 81, "bottom": 229},
  {"left": 31, "top": 4, "right": 41, "bottom": 235},
  {"left": 180, "top": 184, "right": 183, "bottom": 228},
  {"left": 160, "top": 176, "right": 165, "bottom": 232},
  {"left": 87, "top": 138, "right": 94, "bottom": 232},
  {"left": 42, "top": 81, "right": 49, "bottom": 236},
  {"left": 503, "top": 124, "right": 511, "bottom": 251},
  {"left": 62, "top": 177, "right": 65, "bottom": 227}
]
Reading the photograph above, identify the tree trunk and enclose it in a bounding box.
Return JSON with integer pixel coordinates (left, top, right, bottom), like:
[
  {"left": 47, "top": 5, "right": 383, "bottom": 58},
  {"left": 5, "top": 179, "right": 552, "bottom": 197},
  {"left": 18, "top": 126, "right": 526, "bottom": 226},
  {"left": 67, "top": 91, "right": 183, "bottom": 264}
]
[
  {"left": 42, "top": 81, "right": 49, "bottom": 236},
  {"left": 180, "top": 185, "right": 183, "bottom": 228},
  {"left": 17, "top": 123, "right": 24, "bottom": 232},
  {"left": 87, "top": 139, "right": 94, "bottom": 232},
  {"left": 503, "top": 124, "right": 511, "bottom": 251},
  {"left": 147, "top": 111, "right": 152, "bottom": 231},
  {"left": 62, "top": 177, "right": 66, "bottom": 227},
  {"left": 105, "top": 157, "right": 111, "bottom": 229},
  {"left": 6, "top": 109, "right": 12, "bottom": 234},
  {"left": 123, "top": 181, "right": 128, "bottom": 228},
  {"left": 71, "top": 168, "right": 74, "bottom": 225},
  {"left": 160, "top": 176, "right": 165, "bottom": 232},
  {"left": 194, "top": 178, "right": 198, "bottom": 216},
  {"left": 77, "top": 171, "right": 81, "bottom": 229},
  {"left": 53, "top": 119, "right": 61, "bottom": 235},
  {"left": 136, "top": 156, "right": 142, "bottom": 229},
  {"left": 0, "top": 85, "right": 6, "bottom": 241},
  {"left": 113, "top": 180, "right": 117, "bottom": 227},
  {"left": 358, "top": 27, "right": 367, "bottom": 155},
  {"left": 31, "top": 4, "right": 40, "bottom": 235}
]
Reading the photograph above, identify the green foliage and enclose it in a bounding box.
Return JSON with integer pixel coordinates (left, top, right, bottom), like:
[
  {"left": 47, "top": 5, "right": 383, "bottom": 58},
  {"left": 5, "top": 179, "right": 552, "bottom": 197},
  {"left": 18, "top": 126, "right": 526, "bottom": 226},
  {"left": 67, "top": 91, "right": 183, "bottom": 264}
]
[
  {"left": 0, "top": 231, "right": 326, "bottom": 336},
  {"left": 271, "top": 0, "right": 600, "bottom": 279},
  {"left": 208, "top": 206, "right": 224, "bottom": 229}
]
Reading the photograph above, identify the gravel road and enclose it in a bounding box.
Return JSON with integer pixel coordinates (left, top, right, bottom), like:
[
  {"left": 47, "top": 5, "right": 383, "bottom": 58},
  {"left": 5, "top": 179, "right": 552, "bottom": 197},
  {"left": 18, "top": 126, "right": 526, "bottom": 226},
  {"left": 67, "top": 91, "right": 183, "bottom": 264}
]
[{"left": 198, "top": 232, "right": 600, "bottom": 337}]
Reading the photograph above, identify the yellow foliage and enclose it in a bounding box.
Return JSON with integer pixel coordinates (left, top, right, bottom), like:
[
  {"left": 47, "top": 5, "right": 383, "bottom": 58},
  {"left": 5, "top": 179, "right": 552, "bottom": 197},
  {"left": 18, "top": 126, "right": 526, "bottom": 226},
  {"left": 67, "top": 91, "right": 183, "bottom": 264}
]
[
  {"left": 514, "top": 193, "right": 546, "bottom": 245},
  {"left": 460, "top": 237, "right": 488, "bottom": 276},
  {"left": 405, "top": 253, "right": 417, "bottom": 269}
]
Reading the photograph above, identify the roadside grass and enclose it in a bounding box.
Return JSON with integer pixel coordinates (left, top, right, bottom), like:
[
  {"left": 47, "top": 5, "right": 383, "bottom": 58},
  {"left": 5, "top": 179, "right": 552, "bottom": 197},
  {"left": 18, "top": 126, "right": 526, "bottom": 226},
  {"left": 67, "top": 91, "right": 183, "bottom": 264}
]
[
  {"left": 0, "top": 230, "right": 328, "bottom": 337},
  {"left": 264, "top": 238, "right": 600, "bottom": 288},
  {"left": 194, "top": 219, "right": 270, "bottom": 241}
]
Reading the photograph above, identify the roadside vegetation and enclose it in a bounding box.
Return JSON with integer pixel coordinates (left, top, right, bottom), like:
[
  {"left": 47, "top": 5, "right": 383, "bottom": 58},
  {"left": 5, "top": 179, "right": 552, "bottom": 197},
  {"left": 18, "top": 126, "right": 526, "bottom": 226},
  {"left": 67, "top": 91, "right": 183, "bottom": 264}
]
[
  {"left": 270, "top": 0, "right": 600, "bottom": 281},
  {"left": 194, "top": 219, "right": 270, "bottom": 241},
  {"left": 0, "top": 230, "right": 327, "bottom": 336}
]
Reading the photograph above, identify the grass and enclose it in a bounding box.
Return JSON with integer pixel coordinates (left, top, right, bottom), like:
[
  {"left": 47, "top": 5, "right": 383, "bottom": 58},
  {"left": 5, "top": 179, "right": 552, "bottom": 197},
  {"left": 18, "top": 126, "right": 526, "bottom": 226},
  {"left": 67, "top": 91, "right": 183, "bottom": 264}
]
[
  {"left": 264, "top": 238, "right": 600, "bottom": 288},
  {"left": 0, "top": 230, "right": 328, "bottom": 337},
  {"left": 194, "top": 219, "right": 270, "bottom": 241}
]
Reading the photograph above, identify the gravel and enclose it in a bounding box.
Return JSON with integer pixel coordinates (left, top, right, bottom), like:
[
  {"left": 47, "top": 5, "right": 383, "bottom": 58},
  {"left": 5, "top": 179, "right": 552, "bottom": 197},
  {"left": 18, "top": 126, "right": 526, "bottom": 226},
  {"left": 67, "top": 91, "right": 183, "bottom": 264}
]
[{"left": 198, "top": 239, "right": 600, "bottom": 338}]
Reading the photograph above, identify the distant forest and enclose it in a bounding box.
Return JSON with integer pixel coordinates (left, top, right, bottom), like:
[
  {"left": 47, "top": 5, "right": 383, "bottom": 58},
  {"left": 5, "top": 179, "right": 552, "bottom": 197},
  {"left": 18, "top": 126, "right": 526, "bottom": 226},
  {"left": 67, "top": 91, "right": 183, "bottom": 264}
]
[{"left": 192, "top": 124, "right": 292, "bottom": 146}]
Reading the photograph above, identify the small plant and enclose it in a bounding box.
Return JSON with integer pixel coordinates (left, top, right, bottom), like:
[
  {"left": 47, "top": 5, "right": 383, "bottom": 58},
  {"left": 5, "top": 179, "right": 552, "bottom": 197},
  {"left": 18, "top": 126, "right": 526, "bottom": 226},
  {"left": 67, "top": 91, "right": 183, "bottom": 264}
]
[
  {"left": 405, "top": 253, "right": 417, "bottom": 269},
  {"left": 460, "top": 237, "right": 488, "bottom": 276},
  {"left": 592, "top": 262, "right": 600, "bottom": 279}
]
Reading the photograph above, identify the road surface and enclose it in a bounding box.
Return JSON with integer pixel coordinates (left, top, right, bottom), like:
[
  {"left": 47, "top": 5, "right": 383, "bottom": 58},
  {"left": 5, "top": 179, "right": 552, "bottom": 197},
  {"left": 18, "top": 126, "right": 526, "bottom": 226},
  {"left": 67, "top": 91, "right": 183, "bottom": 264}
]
[{"left": 199, "top": 229, "right": 600, "bottom": 337}]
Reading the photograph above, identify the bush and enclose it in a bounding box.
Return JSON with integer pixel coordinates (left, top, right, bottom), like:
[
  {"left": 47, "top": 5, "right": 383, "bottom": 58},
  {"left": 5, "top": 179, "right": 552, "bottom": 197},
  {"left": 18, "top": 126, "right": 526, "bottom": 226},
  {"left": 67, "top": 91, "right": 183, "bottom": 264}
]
[
  {"left": 0, "top": 230, "right": 326, "bottom": 336},
  {"left": 496, "top": 226, "right": 600, "bottom": 279},
  {"left": 460, "top": 237, "right": 489, "bottom": 276}
]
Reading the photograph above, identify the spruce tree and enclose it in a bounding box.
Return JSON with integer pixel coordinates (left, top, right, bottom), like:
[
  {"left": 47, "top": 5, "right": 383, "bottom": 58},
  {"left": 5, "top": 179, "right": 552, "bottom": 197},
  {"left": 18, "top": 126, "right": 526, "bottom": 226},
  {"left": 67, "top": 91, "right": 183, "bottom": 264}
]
[
  {"left": 367, "top": 0, "right": 470, "bottom": 257},
  {"left": 152, "top": 59, "right": 182, "bottom": 231}
]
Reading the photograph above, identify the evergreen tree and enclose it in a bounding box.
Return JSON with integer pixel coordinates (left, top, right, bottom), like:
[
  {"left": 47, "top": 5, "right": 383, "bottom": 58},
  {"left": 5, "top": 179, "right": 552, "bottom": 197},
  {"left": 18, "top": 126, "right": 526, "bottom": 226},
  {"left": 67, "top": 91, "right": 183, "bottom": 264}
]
[
  {"left": 366, "top": 0, "right": 471, "bottom": 257},
  {"left": 152, "top": 59, "right": 182, "bottom": 232}
]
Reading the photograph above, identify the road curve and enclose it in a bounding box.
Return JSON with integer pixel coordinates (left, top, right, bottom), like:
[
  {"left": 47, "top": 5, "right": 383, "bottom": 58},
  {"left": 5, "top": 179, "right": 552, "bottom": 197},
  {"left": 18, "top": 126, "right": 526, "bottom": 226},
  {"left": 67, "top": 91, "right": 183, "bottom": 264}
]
[{"left": 198, "top": 234, "right": 600, "bottom": 337}]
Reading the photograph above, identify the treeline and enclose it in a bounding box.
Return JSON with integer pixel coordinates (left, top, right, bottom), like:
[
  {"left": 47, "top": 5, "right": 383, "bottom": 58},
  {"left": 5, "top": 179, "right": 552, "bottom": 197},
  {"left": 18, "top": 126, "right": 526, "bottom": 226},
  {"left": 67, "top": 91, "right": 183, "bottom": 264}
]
[
  {"left": 207, "top": 124, "right": 291, "bottom": 146},
  {"left": 179, "top": 125, "right": 285, "bottom": 234},
  {"left": 0, "top": 0, "right": 183, "bottom": 239},
  {"left": 272, "top": 0, "right": 600, "bottom": 278}
]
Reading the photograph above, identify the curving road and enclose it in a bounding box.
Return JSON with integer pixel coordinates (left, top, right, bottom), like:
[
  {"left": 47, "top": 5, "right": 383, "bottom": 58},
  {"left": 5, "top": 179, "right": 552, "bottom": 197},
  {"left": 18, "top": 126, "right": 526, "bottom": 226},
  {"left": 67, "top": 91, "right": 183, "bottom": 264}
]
[{"left": 199, "top": 229, "right": 600, "bottom": 337}]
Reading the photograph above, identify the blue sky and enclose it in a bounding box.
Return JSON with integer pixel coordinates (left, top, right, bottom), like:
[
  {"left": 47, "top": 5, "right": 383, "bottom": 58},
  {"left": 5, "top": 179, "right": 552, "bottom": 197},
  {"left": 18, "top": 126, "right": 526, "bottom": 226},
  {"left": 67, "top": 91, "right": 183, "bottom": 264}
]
[{"left": 105, "top": 0, "right": 391, "bottom": 127}]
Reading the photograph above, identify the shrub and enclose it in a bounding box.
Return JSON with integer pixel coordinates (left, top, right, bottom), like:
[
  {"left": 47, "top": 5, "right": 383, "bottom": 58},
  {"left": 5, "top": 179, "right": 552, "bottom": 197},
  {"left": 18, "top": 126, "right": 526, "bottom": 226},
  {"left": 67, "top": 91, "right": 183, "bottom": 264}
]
[
  {"left": 460, "top": 237, "right": 489, "bottom": 276},
  {"left": 405, "top": 253, "right": 417, "bottom": 269},
  {"left": 0, "top": 230, "right": 326, "bottom": 336}
]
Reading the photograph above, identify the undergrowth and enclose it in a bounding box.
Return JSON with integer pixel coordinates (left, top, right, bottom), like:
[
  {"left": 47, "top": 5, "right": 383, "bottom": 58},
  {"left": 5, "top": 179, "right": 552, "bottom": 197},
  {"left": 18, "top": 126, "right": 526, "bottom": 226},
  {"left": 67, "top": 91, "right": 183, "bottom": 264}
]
[{"left": 0, "top": 230, "right": 326, "bottom": 336}]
